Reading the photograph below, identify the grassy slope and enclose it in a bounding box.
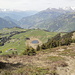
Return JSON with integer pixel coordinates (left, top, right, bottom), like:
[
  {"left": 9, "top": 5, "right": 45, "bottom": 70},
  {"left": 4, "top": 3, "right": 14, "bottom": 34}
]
[
  {"left": 0, "top": 27, "right": 26, "bottom": 33},
  {"left": 0, "top": 29, "right": 58, "bottom": 55},
  {"left": 0, "top": 27, "right": 26, "bottom": 38},
  {"left": 0, "top": 29, "right": 75, "bottom": 75}
]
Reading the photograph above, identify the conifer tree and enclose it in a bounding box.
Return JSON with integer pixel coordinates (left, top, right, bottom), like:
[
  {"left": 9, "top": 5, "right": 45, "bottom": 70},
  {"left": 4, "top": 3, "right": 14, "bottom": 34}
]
[{"left": 36, "top": 45, "right": 40, "bottom": 51}]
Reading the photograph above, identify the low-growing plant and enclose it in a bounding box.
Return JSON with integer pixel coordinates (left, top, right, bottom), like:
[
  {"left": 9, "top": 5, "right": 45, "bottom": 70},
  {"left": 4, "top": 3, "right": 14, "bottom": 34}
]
[
  {"left": 22, "top": 46, "right": 36, "bottom": 56},
  {"left": 36, "top": 45, "right": 40, "bottom": 51},
  {"left": 47, "top": 56, "right": 64, "bottom": 62}
]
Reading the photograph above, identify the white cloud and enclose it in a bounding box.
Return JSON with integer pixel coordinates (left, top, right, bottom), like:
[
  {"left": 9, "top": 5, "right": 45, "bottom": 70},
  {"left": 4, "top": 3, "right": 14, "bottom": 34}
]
[{"left": 0, "top": 0, "right": 75, "bottom": 10}]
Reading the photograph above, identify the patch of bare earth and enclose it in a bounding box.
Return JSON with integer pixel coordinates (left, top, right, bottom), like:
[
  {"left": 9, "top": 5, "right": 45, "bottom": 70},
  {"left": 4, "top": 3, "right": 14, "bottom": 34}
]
[
  {"left": 0, "top": 44, "right": 75, "bottom": 74},
  {"left": 72, "top": 32, "right": 75, "bottom": 39},
  {"left": 56, "top": 43, "right": 75, "bottom": 75}
]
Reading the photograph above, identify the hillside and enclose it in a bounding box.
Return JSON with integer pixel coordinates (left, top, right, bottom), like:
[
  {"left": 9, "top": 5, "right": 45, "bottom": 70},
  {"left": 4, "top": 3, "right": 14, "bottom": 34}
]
[
  {"left": 33, "top": 13, "right": 75, "bottom": 32},
  {"left": 3, "top": 16, "right": 18, "bottom": 24},
  {"left": 0, "top": 28, "right": 58, "bottom": 55},
  {"left": 19, "top": 8, "right": 75, "bottom": 32},
  {"left": 0, "top": 28, "right": 75, "bottom": 75},
  {"left": 0, "top": 41, "right": 75, "bottom": 75},
  {"left": 0, "top": 17, "right": 19, "bottom": 29},
  {"left": 0, "top": 10, "right": 38, "bottom": 21}
]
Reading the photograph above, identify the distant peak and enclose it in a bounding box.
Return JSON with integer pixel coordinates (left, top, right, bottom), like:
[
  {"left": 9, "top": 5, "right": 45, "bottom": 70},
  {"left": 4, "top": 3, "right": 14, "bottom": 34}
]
[
  {"left": 46, "top": 8, "right": 51, "bottom": 10},
  {"left": 45, "top": 7, "right": 75, "bottom": 11}
]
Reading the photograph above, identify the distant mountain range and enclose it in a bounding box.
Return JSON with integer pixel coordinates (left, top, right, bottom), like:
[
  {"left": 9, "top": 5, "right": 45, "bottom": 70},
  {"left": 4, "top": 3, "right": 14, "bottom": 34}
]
[
  {"left": 0, "top": 9, "right": 38, "bottom": 21},
  {"left": 0, "top": 17, "right": 19, "bottom": 29},
  {"left": 3, "top": 16, "right": 18, "bottom": 24},
  {"left": 19, "top": 8, "right": 75, "bottom": 32},
  {"left": 0, "top": 9, "right": 38, "bottom": 29},
  {"left": 0, "top": 8, "right": 75, "bottom": 32}
]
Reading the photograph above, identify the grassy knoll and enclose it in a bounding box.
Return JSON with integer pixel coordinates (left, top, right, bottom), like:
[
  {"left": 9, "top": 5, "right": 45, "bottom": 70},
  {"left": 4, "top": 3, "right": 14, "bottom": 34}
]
[
  {"left": 0, "top": 28, "right": 58, "bottom": 55},
  {"left": 11, "top": 29, "right": 57, "bottom": 42}
]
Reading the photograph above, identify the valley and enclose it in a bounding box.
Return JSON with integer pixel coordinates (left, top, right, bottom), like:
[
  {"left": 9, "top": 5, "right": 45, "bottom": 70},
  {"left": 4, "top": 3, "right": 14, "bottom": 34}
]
[
  {"left": 1, "top": 8, "right": 75, "bottom": 32},
  {"left": 0, "top": 8, "right": 75, "bottom": 75},
  {"left": 0, "top": 27, "right": 58, "bottom": 55},
  {"left": 0, "top": 27, "right": 75, "bottom": 75}
]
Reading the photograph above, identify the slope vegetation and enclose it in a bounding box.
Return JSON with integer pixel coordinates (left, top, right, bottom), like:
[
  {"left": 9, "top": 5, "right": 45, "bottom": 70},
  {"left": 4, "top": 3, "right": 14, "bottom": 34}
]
[
  {"left": 0, "top": 28, "right": 58, "bottom": 55},
  {"left": 19, "top": 8, "right": 75, "bottom": 32},
  {"left": 0, "top": 17, "right": 19, "bottom": 29}
]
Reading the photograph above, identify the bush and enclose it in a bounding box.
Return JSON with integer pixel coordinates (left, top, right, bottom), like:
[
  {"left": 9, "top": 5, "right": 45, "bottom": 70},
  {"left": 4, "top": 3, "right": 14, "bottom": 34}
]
[
  {"left": 36, "top": 45, "right": 40, "bottom": 51},
  {"left": 0, "top": 42, "right": 4, "bottom": 46},
  {"left": 22, "top": 46, "right": 36, "bottom": 56},
  {"left": 72, "top": 39, "right": 75, "bottom": 43},
  {"left": 41, "top": 44, "right": 47, "bottom": 49}
]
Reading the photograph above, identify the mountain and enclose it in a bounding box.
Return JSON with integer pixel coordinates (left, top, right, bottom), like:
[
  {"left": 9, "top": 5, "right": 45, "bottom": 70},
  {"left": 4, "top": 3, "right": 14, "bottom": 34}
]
[
  {"left": 3, "top": 16, "right": 18, "bottom": 24},
  {"left": 0, "top": 17, "right": 19, "bottom": 29},
  {"left": 19, "top": 8, "right": 75, "bottom": 32},
  {"left": 53, "top": 13, "right": 75, "bottom": 32},
  {"left": 0, "top": 9, "right": 38, "bottom": 21}
]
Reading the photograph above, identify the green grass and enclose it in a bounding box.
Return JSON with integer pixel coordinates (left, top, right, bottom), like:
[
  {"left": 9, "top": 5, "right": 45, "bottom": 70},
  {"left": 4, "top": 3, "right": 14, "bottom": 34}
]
[
  {"left": 0, "top": 27, "right": 26, "bottom": 33},
  {"left": 0, "top": 27, "right": 26, "bottom": 38},
  {"left": 47, "top": 56, "right": 64, "bottom": 62},
  {"left": 12, "top": 29, "right": 57, "bottom": 42},
  {"left": 0, "top": 28, "right": 58, "bottom": 55}
]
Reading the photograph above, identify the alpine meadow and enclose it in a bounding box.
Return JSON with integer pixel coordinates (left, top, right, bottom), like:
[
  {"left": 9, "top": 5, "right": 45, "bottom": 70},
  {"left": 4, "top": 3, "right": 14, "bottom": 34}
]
[{"left": 0, "top": 0, "right": 75, "bottom": 75}]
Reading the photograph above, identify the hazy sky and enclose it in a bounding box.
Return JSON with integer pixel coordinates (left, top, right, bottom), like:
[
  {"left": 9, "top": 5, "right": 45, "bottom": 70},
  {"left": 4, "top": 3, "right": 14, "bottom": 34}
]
[{"left": 0, "top": 0, "right": 75, "bottom": 11}]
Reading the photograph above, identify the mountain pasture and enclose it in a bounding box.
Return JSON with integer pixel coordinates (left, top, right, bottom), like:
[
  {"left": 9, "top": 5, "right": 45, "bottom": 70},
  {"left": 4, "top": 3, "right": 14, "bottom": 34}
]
[{"left": 0, "top": 28, "right": 58, "bottom": 55}]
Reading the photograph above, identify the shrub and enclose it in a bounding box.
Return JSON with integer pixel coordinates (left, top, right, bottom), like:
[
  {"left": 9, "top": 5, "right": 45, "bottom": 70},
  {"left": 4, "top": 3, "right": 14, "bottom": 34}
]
[
  {"left": 0, "top": 42, "right": 4, "bottom": 46},
  {"left": 72, "top": 39, "right": 75, "bottom": 43},
  {"left": 22, "top": 46, "right": 36, "bottom": 56},
  {"left": 36, "top": 45, "right": 40, "bottom": 51},
  {"left": 41, "top": 44, "right": 47, "bottom": 49}
]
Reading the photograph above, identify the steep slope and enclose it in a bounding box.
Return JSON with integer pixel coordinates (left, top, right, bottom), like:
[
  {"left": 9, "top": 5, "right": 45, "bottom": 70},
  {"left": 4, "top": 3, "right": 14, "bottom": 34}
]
[
  {"left": 0, "top": 17, "right": 19, "bottom": 29},
  {"left": 19, "top": 8, "right": 67, "bottom": 28},
  {"left": 3, "top": 16, "right": 17, "bottom": 24},
  {"left": 35, "top": 12, "right": 75, "bottom": 32},
  {"left": 55, "top": 13, "right": 75, "bottom": 32},
  {"left": 19, "top": 8, "right": 75, "bottom": 32}
]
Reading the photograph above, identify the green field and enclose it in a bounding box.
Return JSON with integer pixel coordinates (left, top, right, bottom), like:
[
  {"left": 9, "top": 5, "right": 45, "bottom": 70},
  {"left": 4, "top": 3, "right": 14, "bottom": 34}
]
[
  {"left": 0, "top": 27, "right": 26, "bottom": 33},
  {"left": 0, "top": 27, "right": 26, "bottom": 37},
  {"left": 0, "top": 28, "right": 58, "bottom": 55}
]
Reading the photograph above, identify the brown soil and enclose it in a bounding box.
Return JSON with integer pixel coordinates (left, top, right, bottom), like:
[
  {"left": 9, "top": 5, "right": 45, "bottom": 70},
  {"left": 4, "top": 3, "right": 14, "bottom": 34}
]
[{"left": 0, "top": 43, "right": 75, "bottom": 75}]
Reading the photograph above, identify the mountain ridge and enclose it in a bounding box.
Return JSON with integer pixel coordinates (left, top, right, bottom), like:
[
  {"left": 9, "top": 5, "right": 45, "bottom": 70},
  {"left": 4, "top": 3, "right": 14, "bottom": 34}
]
[
  {"left": 0, "top": 17, "right": 19, "bottom": 29},
  {"left": 19, "top": 8, "right": 75, "bottom": 32}
]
